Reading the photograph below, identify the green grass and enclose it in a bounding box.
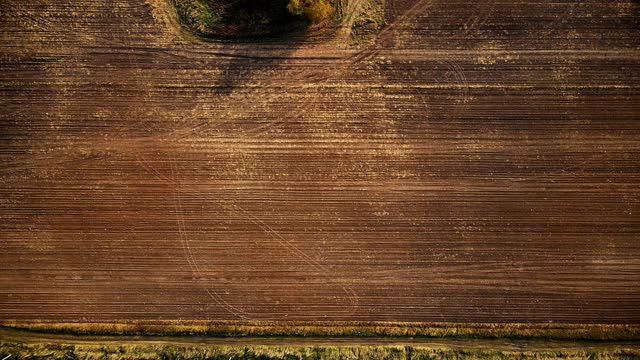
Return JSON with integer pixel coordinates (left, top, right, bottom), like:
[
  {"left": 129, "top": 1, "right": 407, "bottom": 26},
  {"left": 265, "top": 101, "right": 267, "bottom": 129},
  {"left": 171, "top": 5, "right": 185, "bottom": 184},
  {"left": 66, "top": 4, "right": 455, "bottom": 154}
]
[
  {"left": 174, "top": 0, "right": 222, "bottom": 33},
  {"left": 196, "top": 0, "right": 222, "bottom": 27}
]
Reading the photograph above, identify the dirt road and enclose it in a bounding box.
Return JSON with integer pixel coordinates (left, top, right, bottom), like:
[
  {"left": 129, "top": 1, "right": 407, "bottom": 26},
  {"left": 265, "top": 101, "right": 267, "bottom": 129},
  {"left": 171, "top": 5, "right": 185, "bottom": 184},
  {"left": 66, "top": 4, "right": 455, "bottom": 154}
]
[
  {"left": 2, "top": 327, "right": 639, "bottom": 352},
  {"left": 1, "top": 0, "right": 639, "bottom": 323}
]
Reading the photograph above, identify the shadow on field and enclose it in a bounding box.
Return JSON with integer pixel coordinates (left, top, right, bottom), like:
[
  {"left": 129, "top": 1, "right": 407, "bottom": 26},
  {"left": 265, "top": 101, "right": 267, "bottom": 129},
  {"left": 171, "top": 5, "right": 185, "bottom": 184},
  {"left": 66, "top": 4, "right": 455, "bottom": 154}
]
[{"left": 212, "top": 44, "right": 298, "bottom": 96}]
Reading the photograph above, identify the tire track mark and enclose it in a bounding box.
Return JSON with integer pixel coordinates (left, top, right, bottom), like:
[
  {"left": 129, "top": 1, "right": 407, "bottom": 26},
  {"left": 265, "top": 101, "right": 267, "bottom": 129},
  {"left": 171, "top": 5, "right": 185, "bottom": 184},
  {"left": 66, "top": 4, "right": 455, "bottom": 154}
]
[{"left": 169, "top": 157, "right": 253, "bottom": 320}]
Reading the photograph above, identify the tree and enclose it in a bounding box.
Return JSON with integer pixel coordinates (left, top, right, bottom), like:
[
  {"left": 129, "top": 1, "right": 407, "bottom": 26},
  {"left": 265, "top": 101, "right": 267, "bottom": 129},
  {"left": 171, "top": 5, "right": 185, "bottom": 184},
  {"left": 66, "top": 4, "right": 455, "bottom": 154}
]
[{"left": 287, "top": 0, "right": 334, "bottom": 23}]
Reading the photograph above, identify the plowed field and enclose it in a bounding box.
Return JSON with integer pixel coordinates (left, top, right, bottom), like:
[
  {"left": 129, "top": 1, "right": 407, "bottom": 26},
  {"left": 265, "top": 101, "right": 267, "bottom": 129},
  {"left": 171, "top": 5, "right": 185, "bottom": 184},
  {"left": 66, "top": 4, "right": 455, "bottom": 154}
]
[{"left": 1, "top": 0, "right": 639, "bottom": 323}]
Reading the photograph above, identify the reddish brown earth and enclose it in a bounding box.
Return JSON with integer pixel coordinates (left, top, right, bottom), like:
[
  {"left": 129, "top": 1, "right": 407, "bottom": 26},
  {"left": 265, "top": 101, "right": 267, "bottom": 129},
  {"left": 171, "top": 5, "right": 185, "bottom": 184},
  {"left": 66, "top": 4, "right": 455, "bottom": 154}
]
[{"left": 1, "top": 0, "right": 639, "bottom": 323}]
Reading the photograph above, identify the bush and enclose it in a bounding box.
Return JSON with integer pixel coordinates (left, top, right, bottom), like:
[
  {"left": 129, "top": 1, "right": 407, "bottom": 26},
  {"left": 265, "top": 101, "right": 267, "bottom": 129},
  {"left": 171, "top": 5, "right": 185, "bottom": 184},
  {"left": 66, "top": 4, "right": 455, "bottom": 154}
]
[{"left": 287, "top": 0, "right": 334, "bottom": 23}]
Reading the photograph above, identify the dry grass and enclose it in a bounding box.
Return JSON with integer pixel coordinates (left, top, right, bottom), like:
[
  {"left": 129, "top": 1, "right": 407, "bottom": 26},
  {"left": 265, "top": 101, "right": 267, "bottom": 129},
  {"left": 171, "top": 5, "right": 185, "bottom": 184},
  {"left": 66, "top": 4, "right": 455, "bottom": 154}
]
[
  {"left": 2, "top": 341, "right": 639, "bottom": 360},
  {"left": 2, "top": 321, "right": 639, "bottom": 341}
]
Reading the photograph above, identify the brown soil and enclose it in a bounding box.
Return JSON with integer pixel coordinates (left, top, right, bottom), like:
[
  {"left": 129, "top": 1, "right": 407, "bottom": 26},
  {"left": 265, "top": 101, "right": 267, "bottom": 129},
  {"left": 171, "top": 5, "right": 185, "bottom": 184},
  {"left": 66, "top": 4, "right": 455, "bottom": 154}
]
[{"left": 0, "top": 0, "right": 639, "bottom": 324}]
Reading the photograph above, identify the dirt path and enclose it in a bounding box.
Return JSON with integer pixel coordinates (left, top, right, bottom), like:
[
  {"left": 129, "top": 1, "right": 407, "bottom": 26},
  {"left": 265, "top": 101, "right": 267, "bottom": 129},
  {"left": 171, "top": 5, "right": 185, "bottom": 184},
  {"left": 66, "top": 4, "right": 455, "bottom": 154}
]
[{"left": 2, "top": 328, "right": 639, "bottom": 352}]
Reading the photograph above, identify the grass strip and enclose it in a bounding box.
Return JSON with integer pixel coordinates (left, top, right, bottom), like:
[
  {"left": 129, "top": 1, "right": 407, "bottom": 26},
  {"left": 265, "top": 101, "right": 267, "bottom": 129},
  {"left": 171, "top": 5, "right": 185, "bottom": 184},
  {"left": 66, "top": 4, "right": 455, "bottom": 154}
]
[
  {"left": 2, "top": 321, "right": 639, "bottom": 341},
  {"left": 2, "top": 341, "right": 640, "bottom": 360}
]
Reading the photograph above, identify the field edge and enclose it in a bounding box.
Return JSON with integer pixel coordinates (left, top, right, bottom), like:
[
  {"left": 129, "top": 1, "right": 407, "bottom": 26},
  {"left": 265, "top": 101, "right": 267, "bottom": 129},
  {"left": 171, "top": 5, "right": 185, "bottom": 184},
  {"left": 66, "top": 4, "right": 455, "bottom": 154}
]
[
  {"left": 3, "top": 342, "right": 640, "bottom": 360},
  {"left": 3, "top": 330, "right": 640, "bottom": 360},
  {"left": 2, "top": 321, "right": 639, "bottom": 341}
]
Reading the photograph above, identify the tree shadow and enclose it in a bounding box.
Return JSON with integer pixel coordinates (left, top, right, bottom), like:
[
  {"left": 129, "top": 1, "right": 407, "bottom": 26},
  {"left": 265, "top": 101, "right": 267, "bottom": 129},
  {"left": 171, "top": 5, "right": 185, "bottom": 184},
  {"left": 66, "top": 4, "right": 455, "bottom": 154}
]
[
  {"left": 211, "top": 45, "right": 296, "bottom": 96},
  {"left": 210, "top": 25, "right": 331, "bottom": 96}
]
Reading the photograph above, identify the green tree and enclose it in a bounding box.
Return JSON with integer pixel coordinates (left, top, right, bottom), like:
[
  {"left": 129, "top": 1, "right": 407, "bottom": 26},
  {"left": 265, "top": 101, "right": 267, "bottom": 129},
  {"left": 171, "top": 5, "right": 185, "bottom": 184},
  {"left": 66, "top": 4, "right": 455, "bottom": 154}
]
[{"left": 287, "top": 0, "right": 334, "bottom": 23}]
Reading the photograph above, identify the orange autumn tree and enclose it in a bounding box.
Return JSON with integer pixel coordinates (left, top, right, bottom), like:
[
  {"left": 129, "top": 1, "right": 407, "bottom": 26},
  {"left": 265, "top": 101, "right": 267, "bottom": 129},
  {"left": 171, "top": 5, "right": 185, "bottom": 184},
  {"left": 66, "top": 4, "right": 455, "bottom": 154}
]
[{"left": 287, "top": 0, "right": 334, "bottom": 23}]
